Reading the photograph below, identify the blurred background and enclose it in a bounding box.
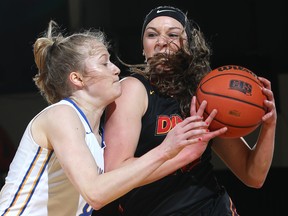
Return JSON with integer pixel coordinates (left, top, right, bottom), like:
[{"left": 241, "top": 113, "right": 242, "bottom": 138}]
[{"left": 0, "top": 0, "right": 287, "bottom": 215}]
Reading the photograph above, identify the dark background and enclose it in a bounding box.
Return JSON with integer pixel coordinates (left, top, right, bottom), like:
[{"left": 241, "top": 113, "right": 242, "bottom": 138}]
[
  {"left": 0, "top": 0, "right": 287, "bottom": 215},
  {"left": 0, "top": 0, "right": 286, "bottom": 97}
]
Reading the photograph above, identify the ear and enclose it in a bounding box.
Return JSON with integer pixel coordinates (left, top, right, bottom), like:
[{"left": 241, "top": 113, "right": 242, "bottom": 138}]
[{"left": 69, "top": 72, "right": 84, "bottom": 87}]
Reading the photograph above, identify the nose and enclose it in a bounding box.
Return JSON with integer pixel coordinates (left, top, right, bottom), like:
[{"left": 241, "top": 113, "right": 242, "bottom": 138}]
[
  {"left": 113, "top": 64, "right": 120, "bottom": 75},
  {"left": 156, "top": 35, "right": 169, "bottom": 46},
  {"left": 155, "top": 35, "right": 170, "bottom": 53}
]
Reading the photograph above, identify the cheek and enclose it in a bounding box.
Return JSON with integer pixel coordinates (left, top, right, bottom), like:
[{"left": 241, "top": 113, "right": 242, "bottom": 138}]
[
  {"left": 85, "top": 75, "right": 107, "bottom": 87},
  {"left": 143, "top": 41, "right": 155, "bottom": 58},
  {"left": 169, "top": 39, "right": 182, "bottom": 51}
]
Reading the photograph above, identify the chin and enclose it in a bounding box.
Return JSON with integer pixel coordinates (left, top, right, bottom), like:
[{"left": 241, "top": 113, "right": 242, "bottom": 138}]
[{"left": 114, "top": 86, "right": 122, "bottom": 98}]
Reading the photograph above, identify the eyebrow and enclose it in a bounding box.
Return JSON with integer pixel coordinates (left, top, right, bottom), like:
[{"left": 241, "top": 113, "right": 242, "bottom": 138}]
[
  {"left": 145, "top": 26, "right": 183, "bottom": 32},
  {"left": 97, "top": 52, "right": 110, "bottom": 60}
]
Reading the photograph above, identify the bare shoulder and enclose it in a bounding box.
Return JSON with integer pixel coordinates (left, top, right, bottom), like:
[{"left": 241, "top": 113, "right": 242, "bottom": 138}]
[
  {"left": 43, "top": 104, "right": 76, "bottom": 120},
  {"left": 106, "top": 76, "right": 148, "bottom": 118},
  {"left": 120, "top": 76, "right": 146, "bottom": 92},
  {"left": 32, "top": 104, "right": 77, "bottom": 149},
  {"left": 118, "top": 76, "right": 147, "bottom": 106},
  {"left": 33, "top": 104, "right": 79, "bottom": 135}
]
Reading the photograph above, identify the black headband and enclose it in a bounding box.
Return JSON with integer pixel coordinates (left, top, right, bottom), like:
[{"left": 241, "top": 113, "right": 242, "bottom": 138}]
[{"left": 141, "top": 6, "right": 188, "bottom": 40}]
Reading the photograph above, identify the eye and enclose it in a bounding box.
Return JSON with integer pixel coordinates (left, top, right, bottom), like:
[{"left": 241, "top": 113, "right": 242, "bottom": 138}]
[
  {"left": 168, "top": 33, "right": 180, "bottom": 39},
  {"left": 99, "top": 56, "right": 110, "bottom": 67},
  {"left": 147, "top": 32, "right": 158, "bottom": 38}
]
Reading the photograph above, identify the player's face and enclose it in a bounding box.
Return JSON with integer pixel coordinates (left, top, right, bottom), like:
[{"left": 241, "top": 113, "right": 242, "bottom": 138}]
[
  {"left": 142, "top": 16, "right": 187, "bottom": 60},
  {"left": 83, "top": 43, "right": 121, "bottom": 105}
]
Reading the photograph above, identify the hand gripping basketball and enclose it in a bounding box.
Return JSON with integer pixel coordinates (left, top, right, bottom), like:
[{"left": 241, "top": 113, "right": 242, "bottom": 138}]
[{"left": 196, "top": 65, "right": 267, "bottom": 138}]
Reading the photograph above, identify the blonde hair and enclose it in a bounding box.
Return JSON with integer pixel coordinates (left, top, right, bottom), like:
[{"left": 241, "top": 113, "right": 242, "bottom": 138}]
[{"left": 33, "top": 20, "right": 108, "bottom": 104}]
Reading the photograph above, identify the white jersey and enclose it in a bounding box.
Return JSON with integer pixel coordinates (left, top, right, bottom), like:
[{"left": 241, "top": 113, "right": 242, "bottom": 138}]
[{"left": 0, "top": 99, "right": 105, "bottom": 216}]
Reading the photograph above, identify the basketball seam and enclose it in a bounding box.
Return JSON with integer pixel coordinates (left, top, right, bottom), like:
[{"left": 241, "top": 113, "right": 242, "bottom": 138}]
[
  {"left": 198, "top": 73, "right": 266, "bottom": 111},
  {"left": 200, "top": 73, "right": 262, "bottom": 86},
  {"left": 195, "top": 97, "right": 263, "bottom": 128},
  {"left": 195, "top": 66, "right": 265, "bottom": 137},
  {"left": 198, "top": 88, "right": 266, "bottom": 111},
  {"left": 206, "top": 111, "right": 262, "bottom": 128}
]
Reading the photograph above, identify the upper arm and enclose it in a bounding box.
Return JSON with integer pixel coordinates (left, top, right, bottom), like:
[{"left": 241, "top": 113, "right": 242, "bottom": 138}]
[
  {"left": 42, "top": 105, "right": 100, "bottom": 194},
  {"left": 104, "top": 77, "right": 148, "bottom": 171}
]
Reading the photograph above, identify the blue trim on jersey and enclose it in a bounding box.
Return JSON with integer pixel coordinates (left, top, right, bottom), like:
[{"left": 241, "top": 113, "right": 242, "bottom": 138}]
[
  {"left": 99, "top": 127, "right": 105, "bottom": 148},
  {"left": 20, "top": 149, "right": 54, "bottom": 215},
  {"left": 64, "top": 98, "right": 93, "bottom": 133},
  {"left": 2, "top": 147, "right": 54, "bottom": 216},
  {"left": 64, "top": 98, "right": 105, "bottom": 148}
]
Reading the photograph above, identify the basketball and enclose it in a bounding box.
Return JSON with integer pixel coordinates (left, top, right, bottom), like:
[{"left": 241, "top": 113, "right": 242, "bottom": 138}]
[{"left": 195, "top": 65, "right": 267, "bottom": 138}]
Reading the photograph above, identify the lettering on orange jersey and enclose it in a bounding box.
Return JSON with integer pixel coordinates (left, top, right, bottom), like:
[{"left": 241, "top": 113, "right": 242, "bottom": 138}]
[{"left": 156, "top": 114, "right": 183, "bottom": 135}]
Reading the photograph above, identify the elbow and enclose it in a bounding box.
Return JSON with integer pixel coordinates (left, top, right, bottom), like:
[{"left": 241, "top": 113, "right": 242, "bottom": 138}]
[
  {"left": 241, "top": 178, "right": 264, "bottom": 189},
  {"left": 242, "top": 161, "right": 271, "bottom": 189},
  {"left": 91, "top": 202, "right": 106, "bottom": 211},
  {"left": 253, "top": 174, "right": 267, "bottom": 188},
  {"left": 249, "top": 180, "right": 265, "bottom": 189},
  {"left": 85, "top": 190, "right": 109, "bottom": 211},
  {"left": 89, "top": 196, "right": 107, "bottom": 211},
  {"left": 243, "top": 173, "right": 267, "bottom": 189}
]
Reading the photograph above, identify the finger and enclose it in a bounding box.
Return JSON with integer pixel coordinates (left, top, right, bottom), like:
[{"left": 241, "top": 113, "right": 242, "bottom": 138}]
[
  {"left": 262, "top": 111, "right": 274, "bottom": 122},
  {"left": 202, "top": 127, "right": 228, "bottom": 140},
  {"left": 180, "top": 115, "right": 204, "bottom": 127},
  {"left": 262, "top": 87, "right": 274, "bottom": 102},
  {"left": 264, "top": 98, "right": 274, "bottom": 111},
  {"left": 196, "top": 100, "right": 207, "bottom": 117},
  {"left": 262, "top": 100, "right": 276, "bottom": 122},
  {"left": 185, "top": 128, "right": 209, "bottom": 139},
  {"left": 185, "top": 136, "right": 203, "bottom": 145},
  {"left": 180, "top": 120, "right": 208, "bottom": 134},
  {"left": 258, "top": 77, "right": 271, "bottom": 90},
  {"left": 190, "top": 96, "right": 197, "bottom": 116},
  {"left": 204, "top": 109, "right": 218, "bottom": 125}
]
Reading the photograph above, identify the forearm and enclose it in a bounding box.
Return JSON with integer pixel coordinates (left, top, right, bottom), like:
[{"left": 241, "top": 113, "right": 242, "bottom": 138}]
[
  {"left": 86, "top": 146, "right": 172, "bottom": 209},
  {"left": 137, "top": 145, "right": 203, "bottom": 186},
  {"left": 250, "top": 123, "right": 276, "bottom": 178},
  {"left": 65, "top": 156, "right": 168, "bottom": 210}
]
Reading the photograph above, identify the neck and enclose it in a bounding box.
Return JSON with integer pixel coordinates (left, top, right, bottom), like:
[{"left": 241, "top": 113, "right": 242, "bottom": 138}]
[{"left": 68, "top": 96, "right": 104, "bottom": 134}]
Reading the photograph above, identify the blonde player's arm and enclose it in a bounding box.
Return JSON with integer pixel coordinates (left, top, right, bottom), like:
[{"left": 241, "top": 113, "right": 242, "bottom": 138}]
[{"left": 37, "top": 103, "right": 209, "bottom": 210}]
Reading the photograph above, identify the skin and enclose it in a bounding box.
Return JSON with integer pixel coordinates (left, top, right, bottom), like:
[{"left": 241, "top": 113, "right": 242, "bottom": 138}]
[
  {"left": 29, "top": 41, "right": 222, "bottom": 210},
  {"left": 104, "top": 17, "right": 227, "bottom": 185},
  {"left": 104, "top": 16, "right": 277, "bottom": 188},
  {"left": 212, "top": 76, "right": 277, "bottom": 188},
  {"left": 143, "top": 16, "right": 186, "bottom": 58}
]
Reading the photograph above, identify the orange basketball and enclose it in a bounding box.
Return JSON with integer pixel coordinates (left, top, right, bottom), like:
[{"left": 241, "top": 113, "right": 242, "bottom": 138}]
[{"left": 195, "top": 65, "right": 267, "bottom": 138}]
